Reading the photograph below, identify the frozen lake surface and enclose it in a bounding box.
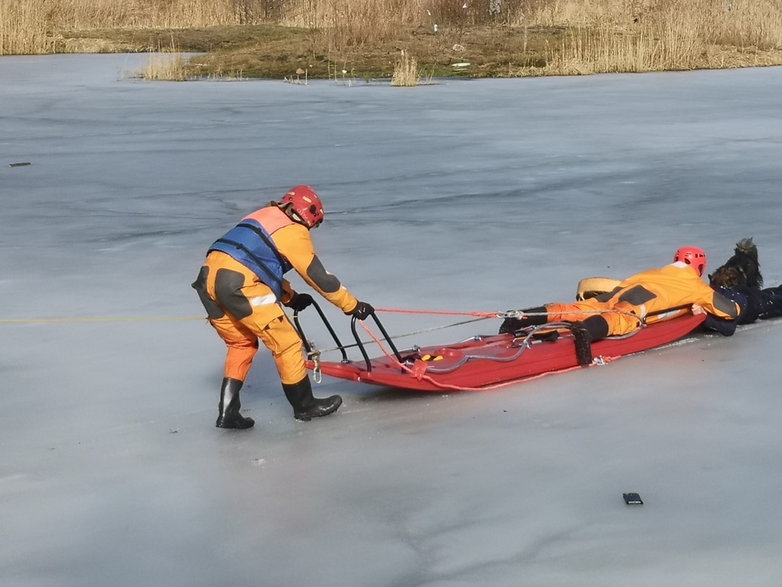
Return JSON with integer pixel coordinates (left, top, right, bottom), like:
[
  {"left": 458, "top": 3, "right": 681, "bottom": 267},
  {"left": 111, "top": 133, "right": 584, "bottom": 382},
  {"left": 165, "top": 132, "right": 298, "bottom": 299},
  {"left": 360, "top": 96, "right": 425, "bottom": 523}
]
[{"left": 2, "top": 54, "right": 782, "bottom": 586}]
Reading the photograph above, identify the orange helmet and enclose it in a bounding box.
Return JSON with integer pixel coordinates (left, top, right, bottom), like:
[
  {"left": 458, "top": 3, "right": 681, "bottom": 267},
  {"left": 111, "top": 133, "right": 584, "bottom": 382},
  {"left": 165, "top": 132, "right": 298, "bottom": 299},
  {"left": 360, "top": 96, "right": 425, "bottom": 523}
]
[
  {"left": 674, "top": 246, "right": 707, "bottom": 276},
  {"left": 277, "top": 185, "right": 324, "bottom": 229}
]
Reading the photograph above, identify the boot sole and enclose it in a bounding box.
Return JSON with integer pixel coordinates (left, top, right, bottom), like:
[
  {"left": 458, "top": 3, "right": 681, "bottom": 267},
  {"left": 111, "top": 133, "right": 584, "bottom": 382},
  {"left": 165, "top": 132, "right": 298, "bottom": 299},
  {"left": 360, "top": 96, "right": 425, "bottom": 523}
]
[
  {"left": 294, "top": 397, "right": 342, "bottom": 421},
  {"left": 216, "top": 417, "right": 255, "bottom": 429}
]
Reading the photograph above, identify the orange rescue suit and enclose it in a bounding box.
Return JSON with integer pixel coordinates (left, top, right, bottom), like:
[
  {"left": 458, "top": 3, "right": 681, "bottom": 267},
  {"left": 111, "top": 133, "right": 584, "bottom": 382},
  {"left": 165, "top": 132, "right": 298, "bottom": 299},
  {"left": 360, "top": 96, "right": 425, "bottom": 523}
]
[
  {"left": 193, "top": 206, "right": 359, "bottom": 384},
  {"left": 546, "top": 262, "right": 740, "bottom": 336}
]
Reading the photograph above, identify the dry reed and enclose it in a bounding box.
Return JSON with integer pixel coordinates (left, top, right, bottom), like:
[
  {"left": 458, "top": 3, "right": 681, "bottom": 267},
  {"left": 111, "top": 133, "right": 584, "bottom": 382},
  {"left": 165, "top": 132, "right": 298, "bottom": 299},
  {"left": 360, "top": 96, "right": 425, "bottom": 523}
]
[
  {"left": 2, "top": 0, "right": 782, "bottom": 76},
  {"left": 134, "top": 52, "right": 189, "bottom": 80},
  {"left": 1, "top": 0, "right": 52, "bottom": 54},
  {"left": 537, "top": 0, "right": 782, "bottom": 74},
  {"left": 391, "top": 49, "right": 418, "bottom": 86}
]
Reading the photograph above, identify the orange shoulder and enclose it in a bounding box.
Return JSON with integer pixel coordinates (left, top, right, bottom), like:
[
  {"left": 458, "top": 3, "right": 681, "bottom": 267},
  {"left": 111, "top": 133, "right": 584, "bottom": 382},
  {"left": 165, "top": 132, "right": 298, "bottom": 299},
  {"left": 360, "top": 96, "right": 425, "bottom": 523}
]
[{"left": 243, "top": 206, "right": 295, "bottom": 234}]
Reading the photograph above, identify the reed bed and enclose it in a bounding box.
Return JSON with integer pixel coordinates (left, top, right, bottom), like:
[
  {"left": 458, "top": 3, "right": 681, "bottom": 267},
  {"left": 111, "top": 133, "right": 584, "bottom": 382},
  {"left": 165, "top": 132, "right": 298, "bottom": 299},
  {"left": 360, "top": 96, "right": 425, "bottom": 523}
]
[
  {"left": 391, "top": 49, "right": 418, "bottom": 86},
  {"left": 1, "top": 0, "right": 52, "bottom": 54},
  {"left": 133, "top": 51, "right": 189, "bottom": 80},
  {"left": 2, "top": 0, "right": 782, "bottom": 77}
]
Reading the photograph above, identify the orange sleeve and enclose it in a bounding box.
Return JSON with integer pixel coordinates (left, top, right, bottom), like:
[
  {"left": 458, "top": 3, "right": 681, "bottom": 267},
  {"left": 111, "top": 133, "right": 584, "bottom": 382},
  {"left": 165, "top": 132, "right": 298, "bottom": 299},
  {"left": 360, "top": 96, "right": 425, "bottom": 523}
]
[
  {"left": 692, "top": 280, "right": 740, "bottom": 319},
  {"left": 272, "top": 223, "right": 359, "bottom": 314}
]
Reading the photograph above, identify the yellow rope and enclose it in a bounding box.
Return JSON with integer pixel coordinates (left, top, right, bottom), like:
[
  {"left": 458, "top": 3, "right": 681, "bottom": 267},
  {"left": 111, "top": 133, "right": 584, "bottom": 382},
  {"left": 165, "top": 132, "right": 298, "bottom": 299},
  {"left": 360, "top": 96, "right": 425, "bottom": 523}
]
[{"left": 0, "top": 316, "right": 204, "bottom": 324}]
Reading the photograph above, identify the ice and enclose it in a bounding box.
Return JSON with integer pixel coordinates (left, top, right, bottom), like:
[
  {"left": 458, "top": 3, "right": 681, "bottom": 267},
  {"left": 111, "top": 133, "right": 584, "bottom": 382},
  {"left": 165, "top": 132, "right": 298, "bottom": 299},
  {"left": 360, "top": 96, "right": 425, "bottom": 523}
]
[{"left": 2, "top": 54, "right": 782, "bottom": 586}]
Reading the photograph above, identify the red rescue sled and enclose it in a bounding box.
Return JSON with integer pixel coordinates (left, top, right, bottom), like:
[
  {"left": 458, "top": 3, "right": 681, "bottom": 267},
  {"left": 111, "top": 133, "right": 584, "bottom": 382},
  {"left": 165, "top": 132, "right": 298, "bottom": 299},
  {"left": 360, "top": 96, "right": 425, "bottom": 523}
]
[{"left": 295, "top": 305, "right": 705, "bottom": 392}]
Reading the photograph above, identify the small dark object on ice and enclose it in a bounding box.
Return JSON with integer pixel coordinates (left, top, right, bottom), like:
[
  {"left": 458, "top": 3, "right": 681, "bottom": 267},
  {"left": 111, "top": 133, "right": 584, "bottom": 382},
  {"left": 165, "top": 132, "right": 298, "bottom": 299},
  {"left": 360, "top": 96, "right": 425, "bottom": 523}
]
[{"left": 623, "top": 492, "right": 643, "bottom": 505}]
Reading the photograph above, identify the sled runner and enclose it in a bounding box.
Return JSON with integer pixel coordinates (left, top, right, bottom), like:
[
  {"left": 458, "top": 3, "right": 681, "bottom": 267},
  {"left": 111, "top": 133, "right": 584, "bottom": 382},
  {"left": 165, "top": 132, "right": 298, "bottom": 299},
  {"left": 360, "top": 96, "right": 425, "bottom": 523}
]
[{"left": 294, "top": 304, "right": 706, "bottom": 392}]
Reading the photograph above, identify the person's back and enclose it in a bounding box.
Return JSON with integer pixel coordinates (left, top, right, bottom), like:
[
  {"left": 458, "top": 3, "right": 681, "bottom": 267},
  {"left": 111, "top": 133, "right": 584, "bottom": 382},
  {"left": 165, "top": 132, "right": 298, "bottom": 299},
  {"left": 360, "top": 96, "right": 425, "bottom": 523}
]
[{"left": 617, "top": 261, "right": 738, "bottom": 325}]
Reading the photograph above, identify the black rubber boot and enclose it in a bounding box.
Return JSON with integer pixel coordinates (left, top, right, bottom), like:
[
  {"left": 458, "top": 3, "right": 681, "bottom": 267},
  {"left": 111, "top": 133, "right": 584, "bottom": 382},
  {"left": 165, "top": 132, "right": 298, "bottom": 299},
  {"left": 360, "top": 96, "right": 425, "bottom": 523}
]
[
  {"left": 570, "top": 315, "right": 610, "bottom": 366},
  {"left": 499, "top": 306, "right": 549, "bottom": 334},
  {"left": 282, "top": 376, "right": 342, "bottom": 421},
  {"left": 216, "top": 378, "right": 255, "bottom": 429}
]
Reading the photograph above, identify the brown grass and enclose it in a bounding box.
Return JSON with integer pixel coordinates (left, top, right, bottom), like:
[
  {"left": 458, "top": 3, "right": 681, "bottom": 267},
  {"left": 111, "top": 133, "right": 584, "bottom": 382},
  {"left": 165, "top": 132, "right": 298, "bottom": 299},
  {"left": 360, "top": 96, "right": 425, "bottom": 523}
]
[
  {"left": 133, "top": 51, "right": 190, "bottom": 80},
  {"left": 390, "top": 49, "right": 418, "bottom": 86},
  {"left": 1, "top": 0, "right": 53, "bottom": 54},
  {"left": 2, "top": 0, "right": 782, "bottom": 78}
]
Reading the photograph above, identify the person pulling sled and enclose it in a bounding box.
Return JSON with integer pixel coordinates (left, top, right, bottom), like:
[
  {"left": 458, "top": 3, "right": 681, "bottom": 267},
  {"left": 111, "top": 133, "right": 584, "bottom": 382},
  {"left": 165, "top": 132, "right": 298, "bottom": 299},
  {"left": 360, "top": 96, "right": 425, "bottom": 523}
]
[{"left": 192, "top": 186, "right": 373, "bottom": 429}]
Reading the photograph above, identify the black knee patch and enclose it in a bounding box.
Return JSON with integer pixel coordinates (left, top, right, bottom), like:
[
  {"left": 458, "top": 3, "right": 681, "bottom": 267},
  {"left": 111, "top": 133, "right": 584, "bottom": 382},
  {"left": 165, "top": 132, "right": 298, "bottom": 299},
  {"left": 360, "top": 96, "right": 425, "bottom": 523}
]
[
  {"left": 617, "top": 285, "right": 655, "bottom": 305},
  {"left": 192, "top": 266, "right": 224, "bottom": 319},
  {"left": 215, "top": 268, "right": 253, "bottom": 320}
]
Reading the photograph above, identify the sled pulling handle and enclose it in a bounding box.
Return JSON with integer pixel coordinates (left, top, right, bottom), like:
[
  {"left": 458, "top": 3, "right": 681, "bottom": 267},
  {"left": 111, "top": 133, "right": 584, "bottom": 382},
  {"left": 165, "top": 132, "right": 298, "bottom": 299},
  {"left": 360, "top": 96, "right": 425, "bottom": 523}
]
[
  {"left": 293, "top": 300, "right": 349, "bottom": 363},
  {"left": 350, "top": 311, "right": 403, "bottom": 373},
  {"left": 293, "top": 301, "right": 403, "bottom": 372}
]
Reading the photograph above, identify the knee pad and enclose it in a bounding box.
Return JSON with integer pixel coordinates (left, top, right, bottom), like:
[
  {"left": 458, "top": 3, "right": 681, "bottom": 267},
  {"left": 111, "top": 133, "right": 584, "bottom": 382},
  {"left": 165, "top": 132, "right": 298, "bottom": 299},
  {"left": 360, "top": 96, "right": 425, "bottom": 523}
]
[
  {"left": 192, "top": 266, "right": 224, "bottom": 319},
  {"left": 214, "top": 268, "right": 253, "bottom": 319}
]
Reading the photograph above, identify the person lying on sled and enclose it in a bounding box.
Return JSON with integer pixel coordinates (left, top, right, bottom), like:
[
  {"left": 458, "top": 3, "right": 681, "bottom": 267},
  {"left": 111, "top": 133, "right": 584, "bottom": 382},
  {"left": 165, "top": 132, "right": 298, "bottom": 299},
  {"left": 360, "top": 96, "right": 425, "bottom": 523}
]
[
  {"left": 574, "top": 274, "right": 782, "bottom": 338},
  {"left": 574, "top": 240, "right": 782, "bottom": 337},
  {"left": 499, "top": 246, "right": 740, "bottom": 342}
]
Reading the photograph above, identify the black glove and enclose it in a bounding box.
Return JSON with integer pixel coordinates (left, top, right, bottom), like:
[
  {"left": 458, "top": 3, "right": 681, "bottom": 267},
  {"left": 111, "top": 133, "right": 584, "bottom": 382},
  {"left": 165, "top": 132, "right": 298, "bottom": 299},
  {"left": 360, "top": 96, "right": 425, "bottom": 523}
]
[
  {"left": 348, "top": 301, "right": 374, "bottom": 320},
  {"left": 288, "top": 293, "right": 314, "bottom": 312}
]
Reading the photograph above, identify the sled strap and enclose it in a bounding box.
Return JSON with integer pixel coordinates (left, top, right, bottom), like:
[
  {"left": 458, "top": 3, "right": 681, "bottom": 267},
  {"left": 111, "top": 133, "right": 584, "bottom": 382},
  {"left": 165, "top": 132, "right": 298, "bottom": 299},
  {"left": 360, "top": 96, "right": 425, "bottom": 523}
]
[{"left": 568, "top": 323, "right": 594, "bottom": 366}]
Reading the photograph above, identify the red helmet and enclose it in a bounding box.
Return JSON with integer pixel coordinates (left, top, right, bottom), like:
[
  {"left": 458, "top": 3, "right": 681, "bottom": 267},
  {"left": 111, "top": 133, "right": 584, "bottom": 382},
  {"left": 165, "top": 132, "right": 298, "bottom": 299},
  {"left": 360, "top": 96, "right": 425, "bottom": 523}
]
[
  {"left": 673, "top": 246, "right": 707, "bottom": 276},
  {"left": 277, "top": 185, "right": 324, "bottom": 229}
]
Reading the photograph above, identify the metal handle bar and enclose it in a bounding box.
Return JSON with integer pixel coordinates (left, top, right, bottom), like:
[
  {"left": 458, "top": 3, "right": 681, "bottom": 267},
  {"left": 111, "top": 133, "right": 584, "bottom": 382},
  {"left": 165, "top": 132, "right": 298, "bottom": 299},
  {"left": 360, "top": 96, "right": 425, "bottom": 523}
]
[
  {"left": 349, "top": 312, "right": 403, "bottom": 373},
  {"left": 293, "top": 300, "right": 348, "bottom": 363},
  {"left": 293, "top": 301, "right": 403, "bottom": 372}
]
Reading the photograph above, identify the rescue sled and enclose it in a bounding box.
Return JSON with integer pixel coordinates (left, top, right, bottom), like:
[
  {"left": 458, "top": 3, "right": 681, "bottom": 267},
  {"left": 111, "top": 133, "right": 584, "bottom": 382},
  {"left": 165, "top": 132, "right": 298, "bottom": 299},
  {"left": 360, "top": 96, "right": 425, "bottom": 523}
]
[{"left": 294, "top": 304, "right": 706, "bottom": 392}]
